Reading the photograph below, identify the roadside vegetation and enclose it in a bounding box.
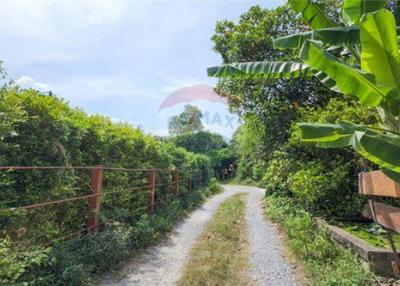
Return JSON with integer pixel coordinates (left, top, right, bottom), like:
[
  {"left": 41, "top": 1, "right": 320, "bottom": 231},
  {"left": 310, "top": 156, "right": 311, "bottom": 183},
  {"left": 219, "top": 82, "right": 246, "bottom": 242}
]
[
  {"left": 177, "top": 193, "right": 250, "bottom": 286},
  {"left": 0, "top": 75, "right": 225, "bottom": 285},
  {"left": 265, "top": 194, "right": 374, "bottom": 285}
]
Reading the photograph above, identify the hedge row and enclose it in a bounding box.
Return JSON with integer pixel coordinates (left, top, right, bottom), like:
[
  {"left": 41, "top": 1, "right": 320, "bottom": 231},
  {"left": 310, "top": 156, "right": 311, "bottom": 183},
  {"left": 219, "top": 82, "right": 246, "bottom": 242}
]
[{"left": 0, "top": 85, "right": 215, "bottom": 285}]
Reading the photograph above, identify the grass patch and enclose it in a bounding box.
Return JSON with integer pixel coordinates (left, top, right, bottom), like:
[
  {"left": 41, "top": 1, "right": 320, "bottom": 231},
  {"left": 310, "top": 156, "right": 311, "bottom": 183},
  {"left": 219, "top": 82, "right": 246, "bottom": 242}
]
[
  {"left": 264, "top": 194, "right": 374, "bottom": 286},
  {"left": 177, "top": 193, "right": 251, "bottom": 286}
]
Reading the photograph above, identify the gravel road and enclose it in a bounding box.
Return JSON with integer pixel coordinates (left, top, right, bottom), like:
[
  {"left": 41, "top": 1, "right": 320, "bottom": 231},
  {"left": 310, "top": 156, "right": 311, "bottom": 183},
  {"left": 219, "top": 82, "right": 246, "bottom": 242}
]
[
  {"left": 98, "top": 185, "right": 300, "bottom": 286},
  {"left": 244, "top": 185, "right": 299, "bottom": 285}
]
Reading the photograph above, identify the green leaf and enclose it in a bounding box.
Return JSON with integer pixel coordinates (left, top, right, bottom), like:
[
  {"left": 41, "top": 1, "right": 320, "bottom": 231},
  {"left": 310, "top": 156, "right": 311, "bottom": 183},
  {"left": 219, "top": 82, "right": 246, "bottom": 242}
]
[
  {"left": 299, "top": 40, "right": 392, "bottom": 106},
  {"left": 297, "top": 122, "right": 360, "bottom": 142},
  {"left": 289, "top": 0, "right": 335, "bottom": 29},
  {"left": 360, "top": 9, "right": 400, "bottom": 96},
  {"left": 207, "top": 61, "right": 313, "bottom": 79},
  {"left": 273, "top": 27, "right": 360, "bottom": 49},
  {"left": 342, "top": 0, "right": 387, "bottom": 26},
  {"left": 298, "top": 122, "right": 400, "bottom": 173}
]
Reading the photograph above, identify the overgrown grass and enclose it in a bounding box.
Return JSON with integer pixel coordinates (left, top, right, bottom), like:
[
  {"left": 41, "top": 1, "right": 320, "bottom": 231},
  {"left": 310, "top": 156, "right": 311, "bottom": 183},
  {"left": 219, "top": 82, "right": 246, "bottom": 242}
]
[
  {"left": 177, "top": 193, "right": 251, "bottom": 286},
  {"left": 264, "top": 194, "right": 374, "bottom": 286}
]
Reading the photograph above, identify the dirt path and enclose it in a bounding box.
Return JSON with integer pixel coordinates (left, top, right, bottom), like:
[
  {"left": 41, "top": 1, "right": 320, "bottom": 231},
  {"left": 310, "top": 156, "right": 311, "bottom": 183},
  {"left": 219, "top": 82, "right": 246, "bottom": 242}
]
[
  {"left": 244, "top": 185, "right": 299, "bottom": 285},
  {"left": 98, "top": 185, "right": 300, "bottom": 286}
]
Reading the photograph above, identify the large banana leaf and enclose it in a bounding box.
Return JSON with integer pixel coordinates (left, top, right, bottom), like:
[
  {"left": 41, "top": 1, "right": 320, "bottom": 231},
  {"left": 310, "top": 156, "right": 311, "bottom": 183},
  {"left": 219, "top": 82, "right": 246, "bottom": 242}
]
[
  {"left": 299, "top": 40, "right": 393, "bottom": 106},
  {"left": 207, "top": 61, "right": 341, "bottom": 94},
  {"left": 342, "top": 0, "right": 387, "bottom": 26},
  {"left": 289, "top": 0, "right": 334, "bottom": 29},
  {"left": 297, "top": 121, "right": 400, "bottom": 175},
  {"left": 273, "top": 27, "right": 360, "bottom": 49},
  {"left": 207, "top": 61, "right": 313, "bottom": 79},
  {"left": 357, "top": 132, "right": 400, "bottom": 173},
  {"left": 297, "top": 122, "right": 361, "bottom": 143},
  {"left": 360, "top": 9, "right": 400, "bottom": 98}
]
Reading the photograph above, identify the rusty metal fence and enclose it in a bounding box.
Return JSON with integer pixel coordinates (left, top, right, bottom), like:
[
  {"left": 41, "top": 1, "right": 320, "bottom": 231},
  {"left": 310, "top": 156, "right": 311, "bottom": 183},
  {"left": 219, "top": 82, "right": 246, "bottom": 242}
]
[{"left": 0, "top": 166, "right": 203, "bottom": 247}]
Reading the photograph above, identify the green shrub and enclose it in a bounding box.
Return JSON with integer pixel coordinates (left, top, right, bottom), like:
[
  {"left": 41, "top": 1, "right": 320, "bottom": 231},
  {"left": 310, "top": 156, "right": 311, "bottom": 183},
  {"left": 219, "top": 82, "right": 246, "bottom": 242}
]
[
  {"left": 262, "top": 150, "right": 297, "bottom": 196},
  {"left": 289, "top": 162, "right": 348, "bottom": 205},
  {"left": 0, "top": 237, "right": 53, "bottom": 285},
  {"left": 255, "top": 97, "right": 378, "bottom": 218}
]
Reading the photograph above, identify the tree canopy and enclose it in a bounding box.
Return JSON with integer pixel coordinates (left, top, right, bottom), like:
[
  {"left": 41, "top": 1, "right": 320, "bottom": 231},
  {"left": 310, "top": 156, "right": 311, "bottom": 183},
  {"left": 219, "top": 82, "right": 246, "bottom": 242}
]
[
  {"left": 168, "top": 104, "right": 203, "bottom": 135},
  {"left": 172, "top": 130, "right": 227, "bottom": 154},
  {"left": 211, "top": 4, "right": 337, "bottom": 163}
]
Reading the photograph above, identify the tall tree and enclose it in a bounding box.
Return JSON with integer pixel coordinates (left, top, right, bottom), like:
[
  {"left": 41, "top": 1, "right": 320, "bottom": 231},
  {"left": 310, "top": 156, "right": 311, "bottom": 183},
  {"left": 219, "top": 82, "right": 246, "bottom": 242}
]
[
  {"left": 211, "top": 4, "right": 339, "bottom": 162},
  {"left": 209, "top": 0, "right": 400, "bottom": 180},
  {"left": 168, "top": 104, "right": 203, "bottom": 135}
]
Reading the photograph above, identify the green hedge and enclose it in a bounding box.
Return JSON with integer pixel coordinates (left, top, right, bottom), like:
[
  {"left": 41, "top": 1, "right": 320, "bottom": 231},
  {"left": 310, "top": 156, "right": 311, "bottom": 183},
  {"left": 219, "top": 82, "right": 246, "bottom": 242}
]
[{"left": 0, "top": 85, "right": 216, "bottom": 285}]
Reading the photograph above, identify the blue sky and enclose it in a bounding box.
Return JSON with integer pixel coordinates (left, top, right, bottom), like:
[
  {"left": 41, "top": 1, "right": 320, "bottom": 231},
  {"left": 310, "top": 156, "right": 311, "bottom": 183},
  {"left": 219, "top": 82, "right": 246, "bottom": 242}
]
[{"left": 0, "top": 0, "right": 284, "bottom": 138}]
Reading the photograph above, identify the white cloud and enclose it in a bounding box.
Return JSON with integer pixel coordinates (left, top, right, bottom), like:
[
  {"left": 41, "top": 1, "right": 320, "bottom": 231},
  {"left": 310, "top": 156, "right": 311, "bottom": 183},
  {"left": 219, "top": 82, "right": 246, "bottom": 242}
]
[
  {"left": 14, "top": 75, "right": 50, "bottom": 91},
  {"left": 0, "top": 0, "right": 128, "bottom": 65},
  {"left": 15, "top": 75, "right": 34, "bottom": 85},
  {"left": 0, "top": 0, "right": 127, "bottom": 39}
]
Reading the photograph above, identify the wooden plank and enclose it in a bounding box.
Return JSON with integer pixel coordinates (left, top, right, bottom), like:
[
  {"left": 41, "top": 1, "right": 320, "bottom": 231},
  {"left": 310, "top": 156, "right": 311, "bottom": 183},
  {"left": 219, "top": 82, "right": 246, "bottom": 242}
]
[
  {"left": 363, "top": 201, "right": 400, "bottom": 233},
  {"left": 359, "top": 171, "right": 400, "bottom": 198}
]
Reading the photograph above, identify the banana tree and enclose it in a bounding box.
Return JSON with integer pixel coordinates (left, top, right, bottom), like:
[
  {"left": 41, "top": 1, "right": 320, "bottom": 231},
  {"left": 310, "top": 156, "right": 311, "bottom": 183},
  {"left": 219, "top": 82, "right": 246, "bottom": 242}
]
[{"left": 208, "top": 0, "right": 400, "bottom": 182}]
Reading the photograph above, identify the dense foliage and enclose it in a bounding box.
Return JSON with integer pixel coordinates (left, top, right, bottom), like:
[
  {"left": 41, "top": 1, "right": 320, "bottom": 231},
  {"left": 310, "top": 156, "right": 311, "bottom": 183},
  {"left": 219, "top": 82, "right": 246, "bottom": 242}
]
[
  {"left": 0, "top": 82, "right": 217, "bottom": 285},
  {"left": 262, "top": 98, "right": 378, "bottom": 217},
  {"left": 212, "top": 4, "right": 337, "bottom": 161},
  {"left": 171, "top": 130, "right": 227, "bottom": 154},
  {"left": 169, "top": 130, "right": 236, "bottom": 179},
  {"left": 210, "top": 1, "right": 400, "bottom": 181}
]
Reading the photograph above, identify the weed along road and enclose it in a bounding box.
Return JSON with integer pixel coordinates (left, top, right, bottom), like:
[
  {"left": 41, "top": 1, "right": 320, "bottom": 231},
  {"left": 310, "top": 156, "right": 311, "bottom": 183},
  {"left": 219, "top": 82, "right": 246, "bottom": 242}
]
[{"left": 99, "top": 185, "right": 300, "bottom": 286}]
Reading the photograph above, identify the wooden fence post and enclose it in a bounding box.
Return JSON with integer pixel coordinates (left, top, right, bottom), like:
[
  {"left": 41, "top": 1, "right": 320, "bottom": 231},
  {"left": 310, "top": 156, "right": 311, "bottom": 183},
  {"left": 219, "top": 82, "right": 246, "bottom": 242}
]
[
  {"left": 88, "top": 166, "right": 103, "bottom": 232},
  {"left": 187, "top": 177, "right": 191, "bottom": 192},
  {"left": 174, "top": 169, "right": 179, "bottom": 196},
  {"left": 147, "top": 169, "right": 156, "bottom": 214}
]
